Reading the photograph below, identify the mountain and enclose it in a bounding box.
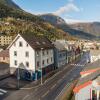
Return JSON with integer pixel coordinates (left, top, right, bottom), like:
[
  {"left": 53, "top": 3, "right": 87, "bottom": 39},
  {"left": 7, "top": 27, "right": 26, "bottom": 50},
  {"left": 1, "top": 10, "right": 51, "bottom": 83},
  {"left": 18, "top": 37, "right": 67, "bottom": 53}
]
[
  {"left": 0, "top": 0, "right": 75, "bottom": 41},
  {"left": 39, "top": 14, "right": 67, "bottom": 26},
  {"left": 0, "top": 0, "right": 21, "bottom": 10},
  {"left": 69, "top": 22, "right": 100, "bottom": 37},
  {"left": 40, "top": 14, "right": 97, "bottom": 40}
]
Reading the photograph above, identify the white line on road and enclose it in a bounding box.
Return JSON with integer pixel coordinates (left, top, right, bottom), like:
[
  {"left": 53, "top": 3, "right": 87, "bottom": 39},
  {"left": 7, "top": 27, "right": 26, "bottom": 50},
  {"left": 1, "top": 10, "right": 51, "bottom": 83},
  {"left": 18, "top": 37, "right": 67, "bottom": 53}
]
[
  {"left": 55, "top": 82, "right": 71, "bottom": 100},
  {"left": 41, "top": 90, "right": 49, "bottom": 98},
  {"left": 50, "top": 84, "right": 56, "bottom": 90},
  {"left": 0, "top": 92, "right": 4, "bottom": 95},
  {"left": 0, "top": 89, "right": 7, "bottom": 93},
  {"left": 21, "top": 84, "right": 41, "bottom": 90},
  {"left": 22, "top": 94, "right": 30, "bottom": 100}
]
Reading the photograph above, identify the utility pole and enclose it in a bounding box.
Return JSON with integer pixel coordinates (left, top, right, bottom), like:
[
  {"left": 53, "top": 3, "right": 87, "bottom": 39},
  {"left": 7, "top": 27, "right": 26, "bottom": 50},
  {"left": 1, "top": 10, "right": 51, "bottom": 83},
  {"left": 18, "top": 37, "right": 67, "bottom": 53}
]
[
  {"left": 40, "top": 48, "right": 43, "bottom": 85},
  {"left": 17, "top": 67, "right": 20, "bottom": 90}
]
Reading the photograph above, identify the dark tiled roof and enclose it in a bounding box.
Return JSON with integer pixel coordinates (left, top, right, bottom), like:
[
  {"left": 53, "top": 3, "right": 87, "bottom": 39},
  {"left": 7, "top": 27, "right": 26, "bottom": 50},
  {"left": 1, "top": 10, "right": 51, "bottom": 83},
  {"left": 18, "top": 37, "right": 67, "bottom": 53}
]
[
  {"left": 21, "top": 34, "right": 54, "bottom": 50},
  {"left": 0, "top": 50, "right": 9, "bottom": 57}
]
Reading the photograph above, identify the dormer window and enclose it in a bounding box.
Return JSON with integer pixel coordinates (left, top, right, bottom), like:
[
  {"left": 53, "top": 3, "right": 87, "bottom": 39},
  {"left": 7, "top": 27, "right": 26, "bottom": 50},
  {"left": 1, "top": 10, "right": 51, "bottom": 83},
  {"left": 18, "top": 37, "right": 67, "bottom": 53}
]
[
  {"left": 42, "top": 42, "right": 46, "bottom": 44},
  {"left": 37, "top": 51, "right": 39, "bottom": 56},
  {"left": 19, "top": 41, "right": 23, "bottom": 47},
  {"left": 36, "top": 42, "right": 40, "bottom": 45},
  {"left": 26, "top": 43, "right": 28, "bottom": 47}
]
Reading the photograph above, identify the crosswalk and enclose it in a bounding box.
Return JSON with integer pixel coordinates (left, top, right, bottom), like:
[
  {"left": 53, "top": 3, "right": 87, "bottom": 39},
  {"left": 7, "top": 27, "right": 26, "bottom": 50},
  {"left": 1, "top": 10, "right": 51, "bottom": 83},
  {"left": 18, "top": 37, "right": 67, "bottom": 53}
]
[
  {"left": 71, "top": 63, "right": 84, "bottom": 67},
  {"left": 0, "top": 89, "right": 7, "bottom": 96}
]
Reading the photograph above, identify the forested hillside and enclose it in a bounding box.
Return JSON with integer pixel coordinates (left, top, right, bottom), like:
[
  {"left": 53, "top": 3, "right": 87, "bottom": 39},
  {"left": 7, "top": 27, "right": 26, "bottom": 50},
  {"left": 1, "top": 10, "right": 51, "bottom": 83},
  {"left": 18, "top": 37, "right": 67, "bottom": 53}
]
[{"left": 0, "top": 0, "right": 75, "bottom": 41}]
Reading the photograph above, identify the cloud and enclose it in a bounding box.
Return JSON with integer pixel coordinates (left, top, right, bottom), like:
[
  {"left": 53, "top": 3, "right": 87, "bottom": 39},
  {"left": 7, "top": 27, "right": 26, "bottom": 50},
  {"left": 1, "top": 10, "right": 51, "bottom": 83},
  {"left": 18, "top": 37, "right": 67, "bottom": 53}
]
[
  {"left": 64, "top": 18, "right": 91, "bottom": 24},
  {"left": 54, "top": 3, "right": 80, "bottom": 16}
]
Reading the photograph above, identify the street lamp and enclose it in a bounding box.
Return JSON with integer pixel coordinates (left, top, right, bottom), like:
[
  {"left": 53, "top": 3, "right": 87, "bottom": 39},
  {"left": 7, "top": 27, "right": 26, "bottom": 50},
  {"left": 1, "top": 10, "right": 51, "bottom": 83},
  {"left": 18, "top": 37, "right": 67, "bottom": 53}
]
[
  {"left": 40, "top": 48, "right": 43, "bottom": 85},
  {"left": 17, "top": 67, "right": 20, "bottom": 90}
]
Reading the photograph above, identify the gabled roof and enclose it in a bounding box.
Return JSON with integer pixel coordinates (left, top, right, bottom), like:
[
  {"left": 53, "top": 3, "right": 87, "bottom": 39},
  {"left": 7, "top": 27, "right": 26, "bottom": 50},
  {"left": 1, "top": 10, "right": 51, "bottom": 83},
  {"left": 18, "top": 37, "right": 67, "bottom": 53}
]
[{"left": 8, "top": 34, "right": 54, "bottom": 50}]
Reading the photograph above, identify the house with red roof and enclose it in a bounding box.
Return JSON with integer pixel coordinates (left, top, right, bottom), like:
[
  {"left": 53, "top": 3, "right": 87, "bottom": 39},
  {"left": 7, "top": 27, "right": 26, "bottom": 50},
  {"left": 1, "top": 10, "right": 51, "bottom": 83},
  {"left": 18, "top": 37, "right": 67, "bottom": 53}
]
[{"left": 73, "top": 60, "right": 100, "bottom": 100}]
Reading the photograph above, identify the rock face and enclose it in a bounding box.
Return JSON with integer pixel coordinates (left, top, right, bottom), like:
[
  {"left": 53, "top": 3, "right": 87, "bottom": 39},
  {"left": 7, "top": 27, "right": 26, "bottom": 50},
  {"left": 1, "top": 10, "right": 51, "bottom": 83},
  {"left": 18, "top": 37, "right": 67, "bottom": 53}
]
[
  {"left": 40, "top": 14, "right": 97, "bottom": 40},
  {"left": 39, "top": 14, "right": 67, "bottom": 25}
]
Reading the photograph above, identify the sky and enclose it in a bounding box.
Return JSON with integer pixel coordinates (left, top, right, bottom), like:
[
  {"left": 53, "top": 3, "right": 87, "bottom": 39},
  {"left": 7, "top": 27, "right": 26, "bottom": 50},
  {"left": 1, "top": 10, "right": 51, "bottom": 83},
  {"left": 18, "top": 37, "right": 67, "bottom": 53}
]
[{"left": 13, "top": 0, "right": 100, "bottom": 23}]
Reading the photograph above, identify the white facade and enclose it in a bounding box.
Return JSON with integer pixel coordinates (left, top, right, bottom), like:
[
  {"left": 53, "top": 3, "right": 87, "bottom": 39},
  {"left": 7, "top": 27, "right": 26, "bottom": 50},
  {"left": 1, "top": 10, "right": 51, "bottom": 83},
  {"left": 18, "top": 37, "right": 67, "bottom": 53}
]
[
  {"left": 90, "top": 55, "right": 100, "bottom": 63},
  {"left": 9, "top": 35, "right": 35, "bottom": 73},
  {"left": 75, "top": 84, "right": 92, "bottom": 100},
  {"left": 75, "top": 83, "right": 100, "bottom": 100},
  {"left": 9, "top": 34, "right": 54, "bottom": 74},
  {"left": 89, "top": 50, "right": 100, "bottom": 63}
]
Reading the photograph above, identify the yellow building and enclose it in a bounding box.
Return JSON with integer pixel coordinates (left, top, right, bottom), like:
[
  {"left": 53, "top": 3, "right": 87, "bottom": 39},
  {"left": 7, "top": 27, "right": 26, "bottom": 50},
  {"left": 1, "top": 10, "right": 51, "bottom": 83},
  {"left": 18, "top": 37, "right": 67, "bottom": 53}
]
[{"left": 0, "top": 35, "right": 13, "bottom": 46}]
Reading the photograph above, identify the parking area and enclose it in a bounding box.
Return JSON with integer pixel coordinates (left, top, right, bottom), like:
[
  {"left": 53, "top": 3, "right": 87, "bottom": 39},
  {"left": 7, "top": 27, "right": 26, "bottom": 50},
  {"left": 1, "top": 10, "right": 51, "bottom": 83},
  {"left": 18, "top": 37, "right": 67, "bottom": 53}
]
[
  {"left": 0, "top": 62, "right": 31, "bottom": 100},
  {"left": 0, "top": 76, "right": 31, "bottom": 90},
  {"left": 0, "top": 75, "right": 31, "bottom": 100}
]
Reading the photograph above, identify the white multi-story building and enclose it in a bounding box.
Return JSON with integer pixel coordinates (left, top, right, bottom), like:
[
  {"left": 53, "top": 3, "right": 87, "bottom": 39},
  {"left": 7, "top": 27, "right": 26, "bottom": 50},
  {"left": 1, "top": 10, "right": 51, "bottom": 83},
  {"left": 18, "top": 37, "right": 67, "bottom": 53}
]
[
  {"left": 8, "top": 34, "right": 54, "bottom": 80},
  {"left": 89, "top": 50, "right": 100, "bottom": 63}
]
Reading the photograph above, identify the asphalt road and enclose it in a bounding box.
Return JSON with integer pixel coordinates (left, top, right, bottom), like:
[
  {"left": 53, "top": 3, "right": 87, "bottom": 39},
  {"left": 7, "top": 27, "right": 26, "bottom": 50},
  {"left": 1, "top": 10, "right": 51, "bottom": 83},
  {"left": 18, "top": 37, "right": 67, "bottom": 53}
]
[{"left": 4, "top": 52, "right": 88, "bottom": 100}]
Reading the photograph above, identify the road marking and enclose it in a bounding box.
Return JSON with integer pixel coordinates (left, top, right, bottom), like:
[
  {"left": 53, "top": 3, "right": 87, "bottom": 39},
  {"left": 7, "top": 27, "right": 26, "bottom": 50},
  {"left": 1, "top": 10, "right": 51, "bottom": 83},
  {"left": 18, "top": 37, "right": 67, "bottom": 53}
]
[
  {"left": 22, "top": 94, "right": 30, "bottom": 100},
  {"left": 44, "top": 70, "right": 62, "bottom": 84},
  {"left": 63, "top": 74, "right": 66, "bottom": 78},
  {"left": 0, "top": 92, "right": 4, "bottom": 95},
  {"left": 55, "top": 82, "right": 71, "bottom": 100},
  {"left": 0, "top": 89, "right": 7, "bottom": 93},
  {"left": 41, "top": 90, "right": 49, "bottom": 98},
  {"left": 51, "top": 84, "right": 56, "bottom": 90},
  {"left": 21, "top": 84, "right": 41, "bottom": 90},
  {"left": 71, "top": 63, "right": 84, "bottom": 67}
]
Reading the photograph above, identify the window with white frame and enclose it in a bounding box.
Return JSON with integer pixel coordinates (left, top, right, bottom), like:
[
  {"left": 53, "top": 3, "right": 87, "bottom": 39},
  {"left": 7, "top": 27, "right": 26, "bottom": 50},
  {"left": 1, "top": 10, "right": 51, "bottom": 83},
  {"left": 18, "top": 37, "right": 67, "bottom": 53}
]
[{"left": 14, "top": 51, "right": 17, "bottom": 56}]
